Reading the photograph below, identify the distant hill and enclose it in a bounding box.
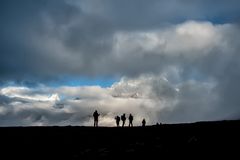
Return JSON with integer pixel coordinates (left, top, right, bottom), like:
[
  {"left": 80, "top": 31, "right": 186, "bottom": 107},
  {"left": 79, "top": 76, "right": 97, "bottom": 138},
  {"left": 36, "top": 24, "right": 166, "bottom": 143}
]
[{"left": 0, "top": 120, "right": 239, "bottom": 159}]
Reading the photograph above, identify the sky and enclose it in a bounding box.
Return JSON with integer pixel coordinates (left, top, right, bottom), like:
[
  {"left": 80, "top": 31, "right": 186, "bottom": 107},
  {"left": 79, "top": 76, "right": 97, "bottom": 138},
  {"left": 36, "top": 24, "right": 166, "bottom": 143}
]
[{"left": 1, "top": 0, "right": 240, "bottom": 126}]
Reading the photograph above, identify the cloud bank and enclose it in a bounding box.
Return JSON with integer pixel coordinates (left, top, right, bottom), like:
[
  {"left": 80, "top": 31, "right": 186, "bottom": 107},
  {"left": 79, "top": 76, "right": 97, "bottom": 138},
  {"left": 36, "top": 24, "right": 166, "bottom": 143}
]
[
  {"left": 1, "top": 0, "right": 240, "bottom": 81},
  {"left": 1, "top": 0, "right": 240, "bottom": 126}
]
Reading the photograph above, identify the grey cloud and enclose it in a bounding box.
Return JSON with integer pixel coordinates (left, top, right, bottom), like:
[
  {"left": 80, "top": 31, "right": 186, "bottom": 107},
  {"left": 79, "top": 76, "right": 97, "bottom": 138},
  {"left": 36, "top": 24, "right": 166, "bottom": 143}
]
[
  {"left": 1, "top": 0, "right": 240, "bottom": 82},
  {"left": 0, "top": 95, "right": 12, "bottom": 105},
  {"left": 76, "top": 0, "right": 240, "bottom": 29},
  {"left": 159, "top": 80, "right": 218, "bottom": 123},
  {"left": 0, "top": 106, "right": 73, "bottom": 126}
]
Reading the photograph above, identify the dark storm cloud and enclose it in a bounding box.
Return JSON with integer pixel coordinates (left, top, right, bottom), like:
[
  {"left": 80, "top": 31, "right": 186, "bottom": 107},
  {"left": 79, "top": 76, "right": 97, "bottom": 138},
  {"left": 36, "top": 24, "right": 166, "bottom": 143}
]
[
  {"left": 0, "top": 95, "right": 12, "bottom": 105},
  {"left": 1, "top": 0, "right": 240, "bottom": 82},
  {"left": 1, "top": 1, "right": 79, "bottom": 79},
  {"left": 75, "top": 0, "right": 240, "bottom": 29}
]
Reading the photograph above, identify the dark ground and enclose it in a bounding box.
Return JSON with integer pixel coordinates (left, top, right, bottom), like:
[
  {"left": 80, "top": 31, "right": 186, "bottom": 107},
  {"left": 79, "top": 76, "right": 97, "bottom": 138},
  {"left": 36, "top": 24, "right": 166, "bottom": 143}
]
[{"left": 0, "top": 120, "right": 239, "bottom": 159}]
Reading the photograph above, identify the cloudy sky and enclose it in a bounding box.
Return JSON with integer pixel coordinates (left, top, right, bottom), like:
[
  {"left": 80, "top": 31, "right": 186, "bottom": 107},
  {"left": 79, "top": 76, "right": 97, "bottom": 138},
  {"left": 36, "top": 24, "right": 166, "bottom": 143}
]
[{"left": 0, "top": 0, "right": 240, "bottom": 126}]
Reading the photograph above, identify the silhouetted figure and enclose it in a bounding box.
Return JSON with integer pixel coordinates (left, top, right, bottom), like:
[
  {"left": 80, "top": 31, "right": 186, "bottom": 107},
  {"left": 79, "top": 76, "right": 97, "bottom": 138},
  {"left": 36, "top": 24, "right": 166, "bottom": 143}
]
[
  {"left": 93, "top": 110, "right": 100, "bottom": 127},
  {"left": 128, "top": 114, "right": 133, "bottom": 127},
  {"left": 121, "top": 114, "right": 126, "bottom": 127},
  {"left": 115, "top": 115, "right": 120, "bottom": 127},
  {"left": 142, "top": 118, "right": 146, "bottom": 127}
]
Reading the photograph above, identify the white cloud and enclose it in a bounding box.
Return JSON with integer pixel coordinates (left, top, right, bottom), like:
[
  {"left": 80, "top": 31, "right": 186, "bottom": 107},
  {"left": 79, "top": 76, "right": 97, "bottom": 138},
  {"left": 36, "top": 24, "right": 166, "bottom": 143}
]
[
  {"left": 0, "top": 73, "right": 222, "bottom": 126},
  {"left": 0, "top": 86, "right": 60, "bottom": 102},
  {"left": 113, "top": 21, "right": 230, "bottom": 58}
]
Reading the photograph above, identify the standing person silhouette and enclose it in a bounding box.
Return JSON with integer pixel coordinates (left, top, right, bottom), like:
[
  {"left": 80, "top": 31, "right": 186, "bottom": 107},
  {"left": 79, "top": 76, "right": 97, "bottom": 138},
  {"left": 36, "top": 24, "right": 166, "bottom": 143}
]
[
  {"left": 93, "top": 110, "right": 100, "bottom": 127},
  {"left": 121, "top": 114, "right": 126, "bottom": 127},
  {"left": 128, "top": 114, "right": 133, "bottom": 127},
  {"left": 142, "top": 118, "right": 146, "bottom": 127},
  {"left": 115, "top": 115, "right": 120, "bottom": 127}
]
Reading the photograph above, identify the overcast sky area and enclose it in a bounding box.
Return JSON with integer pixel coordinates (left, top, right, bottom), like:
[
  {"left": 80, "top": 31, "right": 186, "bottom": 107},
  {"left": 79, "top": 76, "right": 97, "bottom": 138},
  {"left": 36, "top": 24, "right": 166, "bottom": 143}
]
[{"left": 1, "top": 0, "right": 240, "bottom": 126}]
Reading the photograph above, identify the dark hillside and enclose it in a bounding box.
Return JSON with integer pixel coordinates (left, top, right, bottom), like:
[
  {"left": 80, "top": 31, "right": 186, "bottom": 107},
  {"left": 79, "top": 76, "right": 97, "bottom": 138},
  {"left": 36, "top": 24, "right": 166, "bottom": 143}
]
[{"left": 0, "top": 120, "right": 239, "bottom": 159}]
